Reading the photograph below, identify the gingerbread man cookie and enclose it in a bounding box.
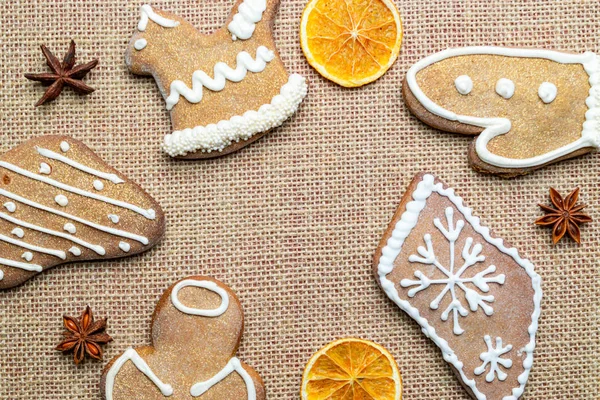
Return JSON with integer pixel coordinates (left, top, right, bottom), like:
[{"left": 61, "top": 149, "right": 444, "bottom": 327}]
[
  {"left": 374, "top": 173, "right": 542, "bottom": 400},
  {"left": 0, "top": 136, "right": 165, "bottom": 289},
  {"left": 101, "top": 276, "right": 265, "bottom": 400},
  {"left": 126, "top": 3, "right": 308, "bottom": 159},
  {"left": 403, "top": 47, "right": 600, "bottom": 177}
]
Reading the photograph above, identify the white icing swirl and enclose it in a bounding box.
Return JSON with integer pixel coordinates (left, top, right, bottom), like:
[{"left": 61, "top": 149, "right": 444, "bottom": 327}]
[
  {"left": 454, "top": 75, "right": 473, "bottom": 95},
  {"left": 164, "top": 74, "right": 308, "bottom": 156},
  {"left": 495, "top": 78, "right": 515, "bottom": 99},
  {"left": 165, "top": 46, "right": 275, "bottom": 110},
  {"left": 538, "top": 82, "right": 557, "bottom": 103},
  {"left": 227, "top": 0, "right": 267, "bottom": 40},
  {"left": 137, "top": 4, "right": 180, "bottom": 31}
]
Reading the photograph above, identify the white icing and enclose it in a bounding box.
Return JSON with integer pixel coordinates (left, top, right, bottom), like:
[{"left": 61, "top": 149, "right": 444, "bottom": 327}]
[
  {"left": 39, "top": 162, "right": 51, "bottom": 175},
  {"left": 495, "top": 78, "right": 515, "bottom": 99},
  {"left": 0, "top": 233, "right": 66, "bottom": 259},
  {"left": 227, "top": 0, "right": 267, "bottom": 41},
  {"left": 401, "top": 207, "right": 505, "bottom": 335},
  {"left": 165, "top": 46, "right": 275, "bottom": 110},
  {"left": 377, "top": 174, "right": 542, "bottom": 400},
  {"left": 69, "top": 246, "right": 82, "bottom": 256},
  {"left": 474, "top": 335, "right": 513, "bottom": 382},
  {"left": 164, "top": 73, "right": 308, "bottom": 156},
  {"left": 119, "top": 241, "right": 131, "bottom": 252},
  {"left": 0, "top": 189, "right": 149, "bottom": 245},
  {"left": 55, "top": 194, "right": 69, "bottom": 207},
  {"left": 134, "top": 38, "right": 148, "bottom": 51},
  {"left": 0, "top": 257, "right": 42, "bottom": 274},
  {"left": 108, "top": 214, "right": 120, "bottom": 224},
  {"left": 4, "top": 202, "right": 16, "bottom": 213},
  {"left": 105, "top": 348, "right": 174, "bottom": 400},
  {"left": 0, "top": 212, "right": 106, "bottom": 255},
  {"left": 454, "top": 75, "right": 473, "bottom": 95},
  {"left": 538, "top": 82, "right": 558, "bottom": 103},
  {"left": 190, "top": 357, "right": 256, "bottom": 399},
  {"left": 11, "top": 228, "right": 24, "bottom": 238},
  {"left": 138, "top": 4, "right": 180, "bottom": 32},
  {"left": 0, "top": 160, "right": 155, "bottom": 220},
  {"left": 60, "top": 141, "right": 70, "bottom": 152},
  {"left": 93, "top": 180, "right": 105, "bottom": 191},
  {"left": 171, "top": 279, "right": 229, "bottom": 317},
  {"left": 36, "top": 147, "right": 125, "bottom": 184},
  {"left": 64, "top": 223, "right": 77, "bottom": 234},
  {"left": 22, "top": 252, "right": 33, "bottom": 262},
  {"left": 406, "top": 47, "right": 600, "bottom": 168}
]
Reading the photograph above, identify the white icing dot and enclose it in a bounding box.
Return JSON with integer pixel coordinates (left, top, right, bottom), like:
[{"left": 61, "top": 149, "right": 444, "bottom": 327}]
[
  {"left": 39, "top": 163, "right": 52, "bottom": 175},
  {"left": 3, "top": 202, "right": 16, "bottom": 213},
  {"left": 119, "top": 241, "right": 131, "bottom": 252},
  {"left": 64, "top": 223, "right": 77, "bottom": 234},
  {"left": 495, "top": 78, "right": 515, "bottom": 99},
  {"left": 55, "top": 194, "right": 69, "bottom": 207},
  {"left": 93, "top": 180, "right": 105, "bottom": 191},
  {"left": 69, "top": 247, "right": 82, "bottom": 256},
  {"left": 538, "top": 82, "right": 557, "bottom": 104},
  {"left": 134, "top": 38, "right": 148, "bottom": 50},
  {"left": 11, "top": 228, "right": 25, "bottom": 238},
  {"left": 60, "top": 141, "right": 70, "bottom": 152},
  {"left": 108, "top": 214, "right": 120, "bottom": 224},
  {"left": 454, "top": 75, "right": 473, "bottom": 95},
  {"left": 22, "top": 252, "right": 33, "bottom": 262}
]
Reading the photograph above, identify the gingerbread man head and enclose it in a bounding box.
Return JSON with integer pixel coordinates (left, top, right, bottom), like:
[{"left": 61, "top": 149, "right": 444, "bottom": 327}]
[
  {"left": 125, "top": 2, "right": 307, "bottom": 159},
  {"left": 101, "top": 276, "right": 265, "bottom": 399}
]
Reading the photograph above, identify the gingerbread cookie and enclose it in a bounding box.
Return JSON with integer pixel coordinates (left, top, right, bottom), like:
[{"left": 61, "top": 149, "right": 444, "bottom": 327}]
[
  {"left": 373, "top": 173, "right": 542, "bottom": 400},
  {"left": 101, "top": 276, "right": 265, "bottom": 400},
  {"left": 403, "top": 47, "right": 600, "bottom": 177},
  {"left": 0, "top": 136, "right": 165, "bottom": 289},
  {"left": 126, "top": 3, "right": 308, "bottom": 159}
]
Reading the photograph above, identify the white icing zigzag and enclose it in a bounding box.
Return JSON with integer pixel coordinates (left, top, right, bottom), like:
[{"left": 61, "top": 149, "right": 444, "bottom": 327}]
[
  {"left": 164, "top": 74, "right": 308, "bottom": 156},
  {"left": 228, "top": 0, "right": 267, "bottom": 41},
  {"left": 165, "top": 46, "right": 276, "bottom": 110}
]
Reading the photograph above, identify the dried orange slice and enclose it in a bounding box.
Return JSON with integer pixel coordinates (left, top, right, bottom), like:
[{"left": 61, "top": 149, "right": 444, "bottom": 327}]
[
  {"left": 301, "top": 338, "right": 402, "bottom": 400},
  {"left": 300, "top": 0, "right": 403, "bottom": 87}
]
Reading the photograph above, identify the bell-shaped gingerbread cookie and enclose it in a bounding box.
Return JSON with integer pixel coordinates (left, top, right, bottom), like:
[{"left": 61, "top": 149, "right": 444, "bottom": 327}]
[
  {"left": 0, "top": 136, "right": 165, "bottom": 289},
  {"left": 126, "top": 2, "right": 308, "bottom": 159},
  {"left": 403, "top": 47, "right": 600, "bottom": 177},
  {"left": 373, "top": 173, "right": 542, "bottom": 400},
  {"left": 101, "top": 276, "right": 265, "bottom": 400}
]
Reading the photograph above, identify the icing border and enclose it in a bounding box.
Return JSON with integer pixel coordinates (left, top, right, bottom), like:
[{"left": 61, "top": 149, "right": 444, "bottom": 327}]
[
  {"left": 377, "top": 174, "right": 542, "bottom": 400},
  {"left": 406, "top": 47, "right": 600, "bottom": 168},
  {"left": 163, "top": 73, "right": 307, "bottom": 156}
]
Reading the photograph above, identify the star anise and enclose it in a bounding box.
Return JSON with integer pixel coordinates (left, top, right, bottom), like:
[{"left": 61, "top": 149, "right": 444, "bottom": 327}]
[
  {"left": 56, "top": 306, "right": 113, "bottom": 364},
  {"left": 25, "top": 40, "right": 99, "bottom": 106},
  {"left": 535, "top": 187, "right": 592, "bottom": 244}
]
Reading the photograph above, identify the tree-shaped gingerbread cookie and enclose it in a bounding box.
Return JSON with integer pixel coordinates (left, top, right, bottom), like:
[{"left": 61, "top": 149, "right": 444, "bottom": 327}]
[
  {"left": 126, "top": 2, "right": 308, "bottom": 159},
  {"left": 101, "top": 276, "right": 265, "bottom": 399}
]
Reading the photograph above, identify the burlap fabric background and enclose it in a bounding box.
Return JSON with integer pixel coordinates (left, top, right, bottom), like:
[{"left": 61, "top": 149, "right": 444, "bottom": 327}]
[{"left": 0, "top": 0, "right": 598, "bottom": 398}]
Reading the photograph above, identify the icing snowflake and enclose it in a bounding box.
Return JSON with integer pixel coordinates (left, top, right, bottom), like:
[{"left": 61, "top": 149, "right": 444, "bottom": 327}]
[
  {"left": 400, "top": 206, "right": 506, "bottom": 335},
  {"left": 474, "top": 335, "right": 513, "bottom": 382}
]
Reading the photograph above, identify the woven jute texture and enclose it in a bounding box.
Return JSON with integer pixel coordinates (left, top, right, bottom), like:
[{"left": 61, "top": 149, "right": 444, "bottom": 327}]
[{"left": 0, "top": 0, "right": 599, "bottom": 398}]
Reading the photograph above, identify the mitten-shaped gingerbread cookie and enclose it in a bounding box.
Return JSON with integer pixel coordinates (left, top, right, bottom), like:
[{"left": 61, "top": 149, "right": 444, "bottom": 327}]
[
  {"left": 126, "top": 2, "right": 308, "bottom": 159},
  {"left": 374, "top": 173, "right": 542, "bottom": 400},
  {"left": 101, "top": 276, "right": 265, "bottom": 400},
  {"left": 0, "top": 136, "right": 165, "bottom": 289},
  {"left": 403, "top": 47, "right": 600, "bottom": 177}
]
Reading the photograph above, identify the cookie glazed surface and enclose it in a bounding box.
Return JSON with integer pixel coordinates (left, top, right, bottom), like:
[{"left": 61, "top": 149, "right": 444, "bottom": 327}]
[
  {"left": 126, "top": 2, "right": 307, "bottom": 159},
  {"left": 404, "top": 47, "right": 600, "bottom": 176},
  {"left": 0, "top": 136, "right": 165, "bottom": 289}
]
